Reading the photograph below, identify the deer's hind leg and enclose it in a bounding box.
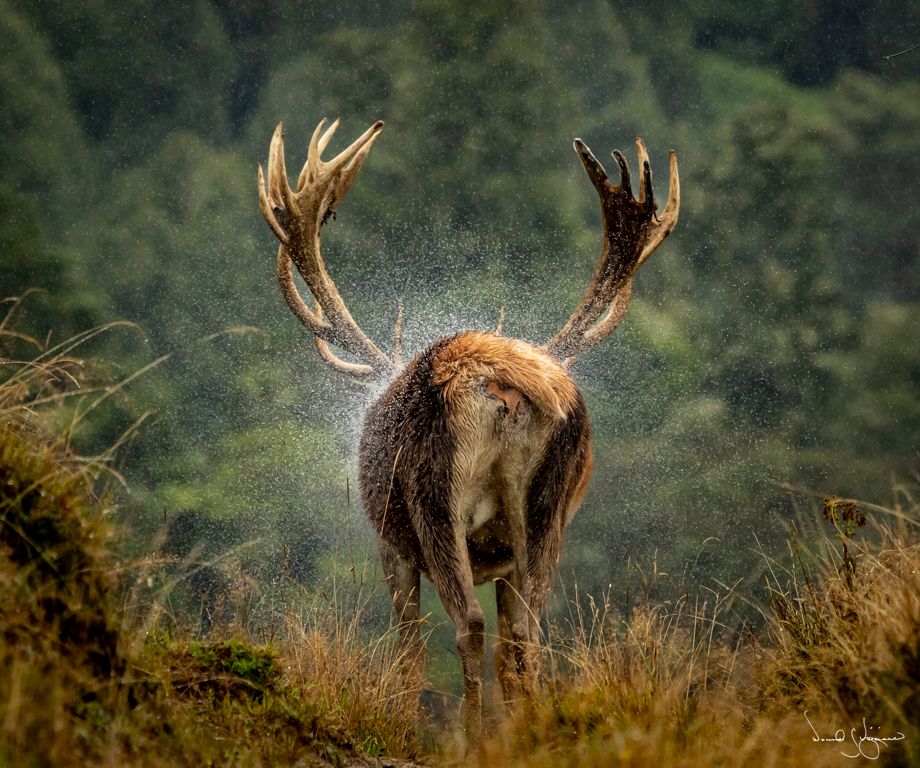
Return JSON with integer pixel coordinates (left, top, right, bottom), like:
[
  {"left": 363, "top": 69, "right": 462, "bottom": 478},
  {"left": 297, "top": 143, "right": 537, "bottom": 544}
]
[
  {"left": 380, "top": 539, "right": 423, "bottom": 678},
  {"left": 525, "top": 403, "right": 592, "bottom": 640},
  {"left": 494, "top": 484, "right": 539, "bottom": 703},
  {"left": 411, "top": 507, "right": 486, "bottom": 747},
  {"left": 495, "top": 576, "right": 535, "bottom": 706}
]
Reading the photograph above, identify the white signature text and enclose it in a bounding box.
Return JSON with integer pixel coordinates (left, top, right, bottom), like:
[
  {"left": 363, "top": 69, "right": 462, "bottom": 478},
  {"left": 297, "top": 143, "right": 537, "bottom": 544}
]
[{"left": 804, "top": 710, "right": 906, "bottom": 760}]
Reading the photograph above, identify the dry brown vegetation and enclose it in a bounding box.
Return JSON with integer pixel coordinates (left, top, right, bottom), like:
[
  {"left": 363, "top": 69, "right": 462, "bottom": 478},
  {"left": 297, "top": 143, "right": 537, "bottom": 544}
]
[
  {"left": 472, "top": 509, "right": 919, "bottom": 767},
  {"left": 0, "top": 306, "right": 427, "bottom": 766},
  {"left": 1, "top": 308, "right": 917, "bottom": 766}
]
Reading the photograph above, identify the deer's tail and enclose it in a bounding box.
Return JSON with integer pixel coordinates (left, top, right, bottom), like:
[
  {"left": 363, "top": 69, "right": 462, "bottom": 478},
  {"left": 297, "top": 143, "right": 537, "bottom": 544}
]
[{"left": 431, "top": 331, "right": 579, "bottom": 420}]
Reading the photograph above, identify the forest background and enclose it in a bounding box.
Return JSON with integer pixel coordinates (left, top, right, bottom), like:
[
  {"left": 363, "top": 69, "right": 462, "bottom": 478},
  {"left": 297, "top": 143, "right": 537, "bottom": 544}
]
[{"left": 2, "top": 0, "right": 918, "bottom": 669}]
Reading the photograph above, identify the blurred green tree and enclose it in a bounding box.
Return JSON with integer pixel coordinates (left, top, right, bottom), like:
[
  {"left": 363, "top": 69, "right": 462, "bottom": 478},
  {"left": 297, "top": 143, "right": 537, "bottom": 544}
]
[{"left": 0, "top": 1, "right": 97, "bottom": 330}]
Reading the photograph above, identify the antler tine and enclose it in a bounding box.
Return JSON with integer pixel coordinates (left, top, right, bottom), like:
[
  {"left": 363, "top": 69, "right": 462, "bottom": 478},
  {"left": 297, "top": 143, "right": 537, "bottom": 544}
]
[
  {"left": 313, "top": 299, "right": 375, "bottom": 377},
  {"left": 662, "top": 149, "right": 680, "bottom": 224},
  {"left": 328, "top": 120, "right": 385, "bottom": 174},
  {"left": 638, "top": 149, "right": 680, "bottom": 267},
  {"left": 641, "top": 158, "right": 655, "bottom": 215},
  {"left": 611, "top": 150, "right": 632, "bottom": 198},
  {"left": 258, "top": 164, "right": 289, "bottom": 244},
  {"left": 573, "top": 138, "right": 609, "bottom": 194},
  {"left": 296, "top": 118, "right": 341, "bottom": 192},
  {"left": 304, "top": 118, "right": 327, "bottom": 187},
  {"left": 274, "top": 127, "right": 301, "bottom": 219},
  {"left": 317, "top": 117, "right": 341, "bottom": 155},
  {"left": 635, "top": 138, "right": 651, "bottom": 206},
  {"left": 332, "top": 128, "right": 382, "bottom": 204},
  {"left": 267, "top": 123, "right": 285, "bottom": 208}
]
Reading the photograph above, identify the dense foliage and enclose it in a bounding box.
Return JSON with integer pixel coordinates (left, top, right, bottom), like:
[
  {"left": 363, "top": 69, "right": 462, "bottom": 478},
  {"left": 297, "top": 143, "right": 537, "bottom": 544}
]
[{"left": 2, "top": 0, "right": 918, "bottom": 620}]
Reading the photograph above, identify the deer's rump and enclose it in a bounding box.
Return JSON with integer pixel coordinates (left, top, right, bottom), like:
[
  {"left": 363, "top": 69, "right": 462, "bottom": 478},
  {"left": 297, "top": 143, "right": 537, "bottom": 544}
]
[{"left": 358, "top": 331, "right": 591, "bottom": 583}]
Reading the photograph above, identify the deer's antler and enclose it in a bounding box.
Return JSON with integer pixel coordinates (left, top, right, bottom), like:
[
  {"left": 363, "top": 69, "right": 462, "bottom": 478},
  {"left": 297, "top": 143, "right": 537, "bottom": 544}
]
[
  {"left": 545, "top": 137, "right": 680, "bottom": 363},
  {"left": 258, "top": 119, "right": 397, "bottom": 379}
]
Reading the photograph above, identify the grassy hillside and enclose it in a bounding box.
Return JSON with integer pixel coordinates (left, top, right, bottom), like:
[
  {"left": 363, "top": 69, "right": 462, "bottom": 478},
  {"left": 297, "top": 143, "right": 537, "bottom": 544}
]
[
  {"left": 1, "top": 317, "right": 917, "bottom": 766},
  {"left": 0, "top": 319, "right": 426, "bottom": 766}
]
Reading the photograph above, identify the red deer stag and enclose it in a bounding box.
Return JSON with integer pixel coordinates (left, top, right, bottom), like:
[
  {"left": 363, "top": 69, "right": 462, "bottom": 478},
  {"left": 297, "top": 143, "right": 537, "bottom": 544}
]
[{"left": 257, "top": 118, "right": 679, "bottom": 744}]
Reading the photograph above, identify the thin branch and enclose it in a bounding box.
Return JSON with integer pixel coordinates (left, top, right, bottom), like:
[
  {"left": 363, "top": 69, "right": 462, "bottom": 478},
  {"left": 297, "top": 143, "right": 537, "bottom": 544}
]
[{"left": 884, "top": 43, "right": 920, "bottom": 60}]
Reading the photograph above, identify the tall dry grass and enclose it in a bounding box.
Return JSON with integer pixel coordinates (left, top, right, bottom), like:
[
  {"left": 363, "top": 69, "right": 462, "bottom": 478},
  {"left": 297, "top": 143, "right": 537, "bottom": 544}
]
[
  {"left": 471, "top": 490, "right": 919, "bottom": 767},
  {"left": 760, "top": 492, "right": 919, "bottom": 766},
  {"left": 0, "top": 297, "right": 428, "bottom": 766},
  {"left": 279, "top": 572, "right": 429, "bottom": 759},
  {"left": 0, "top": 295, "right": 136, "bottom": 765}
]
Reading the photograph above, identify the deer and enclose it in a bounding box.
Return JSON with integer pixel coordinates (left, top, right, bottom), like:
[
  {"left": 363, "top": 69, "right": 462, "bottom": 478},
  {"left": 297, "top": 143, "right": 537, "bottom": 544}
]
[{"left": 257, "top": 117, "right": 679, "bottom": 745}]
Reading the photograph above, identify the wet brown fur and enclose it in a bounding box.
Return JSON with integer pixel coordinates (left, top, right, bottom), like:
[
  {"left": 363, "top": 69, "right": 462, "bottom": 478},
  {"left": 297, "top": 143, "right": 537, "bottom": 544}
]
[
  {"left": 358, "top": 331, "right": 591, "bottom": 744},
  {"left": 359, "top": 332, "right": 590, "bottom": 577}
]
